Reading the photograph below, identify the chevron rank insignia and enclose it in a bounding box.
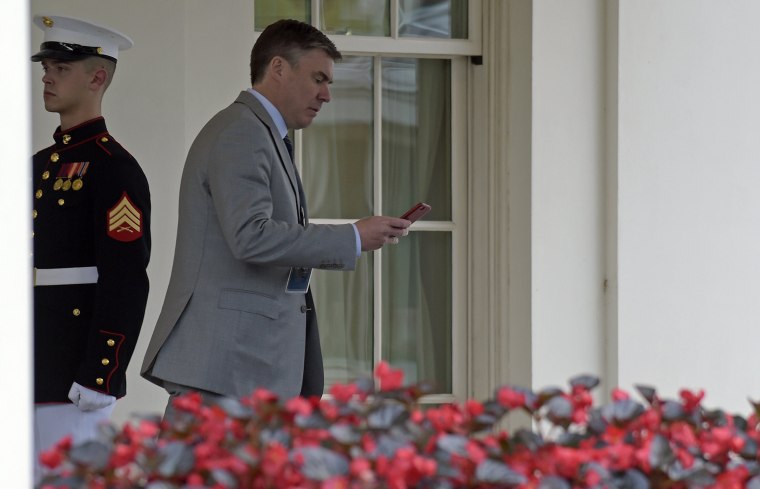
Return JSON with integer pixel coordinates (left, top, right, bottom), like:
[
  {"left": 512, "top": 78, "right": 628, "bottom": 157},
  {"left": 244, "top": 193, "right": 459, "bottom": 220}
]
[{"left": 107, "top": 192, "right": 143, "bottom": 242}]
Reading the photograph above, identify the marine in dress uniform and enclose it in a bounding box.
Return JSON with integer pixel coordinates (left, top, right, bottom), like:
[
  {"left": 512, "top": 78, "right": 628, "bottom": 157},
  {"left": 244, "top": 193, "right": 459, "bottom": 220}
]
[{"left": 30, "top": 14, "right": 150, "bottom": 481}]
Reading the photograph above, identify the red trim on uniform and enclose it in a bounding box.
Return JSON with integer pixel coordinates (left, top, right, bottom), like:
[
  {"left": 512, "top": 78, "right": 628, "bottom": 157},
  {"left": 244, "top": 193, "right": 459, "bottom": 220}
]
[
  {"left": 54, "top": 117, "right": 105, "bottom": 137},
  {"left": 99, "top": 330, "right": 125, "bottom": 393},
  {"left": 96, "top": 138, "right": 113, "bottom": 156},
  {"left": 55, "top": 131, "right": 110, "bottom": 154}
]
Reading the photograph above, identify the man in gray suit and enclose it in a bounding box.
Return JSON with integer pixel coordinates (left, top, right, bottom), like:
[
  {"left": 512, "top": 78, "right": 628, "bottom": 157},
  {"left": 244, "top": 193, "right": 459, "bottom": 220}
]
[{"left": 141, "top": 19, "right": 410, "bottom": 409}]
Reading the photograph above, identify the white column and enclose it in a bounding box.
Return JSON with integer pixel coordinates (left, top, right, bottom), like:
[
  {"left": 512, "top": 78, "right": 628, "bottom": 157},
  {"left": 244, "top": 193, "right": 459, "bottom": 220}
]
[
  {"left": 531, "top": 0, "right": 608, "bottom": 392},
  {"left": 1, "top": 0, "right": 32, "bottom": 485}
]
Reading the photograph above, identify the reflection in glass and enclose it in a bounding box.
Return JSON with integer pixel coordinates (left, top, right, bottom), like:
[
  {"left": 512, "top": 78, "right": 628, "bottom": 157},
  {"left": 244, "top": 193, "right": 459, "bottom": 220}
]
[
  {"left": 314, "top": 253, "right": 374, "bottom": 388},
  {"left": 254, "top": 0, "right": 310, "bottom": 30},
  {"left": 382, "top": 58, "right": 451, "bottom": 220},
  {"left": 399, "top": 0, "right": 468, "bottom": 39},
  {"left": 382, "top": 232, "right": 452, "bottom": 392},
  {"left": 303, "top": 56, "right": 374, "bottom": 219},
  {"left": 321, "top": 0, "right": 390, "bottom": 36}
]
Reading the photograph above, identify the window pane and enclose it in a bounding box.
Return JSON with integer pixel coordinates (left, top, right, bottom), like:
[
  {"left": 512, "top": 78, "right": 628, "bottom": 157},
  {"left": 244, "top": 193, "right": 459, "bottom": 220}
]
[
  {"left": 314, "top": 253, "right": 374, "bottom": 388},
  {"left": 399, "top": 0, "right": 468, "bottom": 39},
  {"left": 382, "top": 58, "right": 451, "bottom": 220},
  {"left": 382, "top": 232, "right": 452, "bottom": 392},
  {"left": 254, "top": 0, "right": 311, "bottom": 30},
  {"left": 321, "top": 0, "right": 390, "bottom": 36},
  {"left": 303, "top": 56, "right": 373, "bottom": 219}
]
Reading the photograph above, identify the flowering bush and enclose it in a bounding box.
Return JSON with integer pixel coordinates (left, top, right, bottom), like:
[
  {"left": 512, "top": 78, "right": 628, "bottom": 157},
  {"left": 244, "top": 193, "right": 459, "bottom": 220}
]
[{"left": 39, "top": 363, "right": 760, "bottom": 489}]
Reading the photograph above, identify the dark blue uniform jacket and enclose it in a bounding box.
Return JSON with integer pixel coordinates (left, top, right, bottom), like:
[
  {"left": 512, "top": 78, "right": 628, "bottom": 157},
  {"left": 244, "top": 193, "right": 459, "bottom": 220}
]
[{"left": 33, "top": 117, "right": 151, "bottom": 404}]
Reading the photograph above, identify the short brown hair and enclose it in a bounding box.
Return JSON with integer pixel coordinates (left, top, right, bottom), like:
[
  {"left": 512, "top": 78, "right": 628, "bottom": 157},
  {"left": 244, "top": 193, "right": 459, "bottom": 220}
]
[
  {"left": 83, "top": 56, "right": 117, "bottom": 91},
  {"left": 250, "top": 19, "right": 341, "bottom": 86}
]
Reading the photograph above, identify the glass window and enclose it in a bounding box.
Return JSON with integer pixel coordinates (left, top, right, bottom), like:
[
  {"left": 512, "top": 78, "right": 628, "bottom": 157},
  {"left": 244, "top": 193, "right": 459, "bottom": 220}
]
[
  {"left": 312, "top": 254, "right": 374, "bottom": 386},
  {"left": 302, "top": 55, "right": 454, "bottom": 395},
  {"left": 399, "top": 0, "right": 468, "bottom": 39},
  {"left": 254, "top": 0, "right": 310, "bottom": 30},
  {"left": 253, "top": 0, "right": 468, "bottom": 398},
  {"left": 381, "top": 58, "right": 451, "bottom": 220},
  {"left": 321, "top": 0, "right": 390, "bottom": 36},
  {"left": 303, "top": 56, "right": 374, "bottom": 219},
  {"left": 382, "top": 231, "right": 452, "bottom": 391}
]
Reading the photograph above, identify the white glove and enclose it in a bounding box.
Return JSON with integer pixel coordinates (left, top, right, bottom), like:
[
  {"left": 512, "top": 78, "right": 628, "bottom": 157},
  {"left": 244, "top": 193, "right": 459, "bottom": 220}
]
[{"left": 68, "top": 382, "right": 117, "bottom": 412}]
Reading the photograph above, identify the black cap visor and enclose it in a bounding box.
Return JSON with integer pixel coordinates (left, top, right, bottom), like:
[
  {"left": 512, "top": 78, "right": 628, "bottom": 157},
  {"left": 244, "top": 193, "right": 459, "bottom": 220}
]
[{"left": 31, "top": 41, "right": 116, "bottom": 62}]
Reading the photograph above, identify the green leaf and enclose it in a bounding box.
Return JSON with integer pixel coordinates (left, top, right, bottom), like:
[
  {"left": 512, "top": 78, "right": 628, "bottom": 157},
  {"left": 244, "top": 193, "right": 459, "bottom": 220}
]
[
  {"left": 157, "top": 441, "right": 195, "bottom": 478},
  {"left": 294, "top": 446, "right": 349, "bottom": 481},
  {"left": 475, "top": 458, "right": 526, "bottom": 485},
  {"left": 635, "top": 385, "right": 657, "bottom": 404},
  {"left": 69, "top": 440, "right": 111, "bottom": 471},
  {"left": 569, "top": 374, "right": 600, "bottom": 391}
]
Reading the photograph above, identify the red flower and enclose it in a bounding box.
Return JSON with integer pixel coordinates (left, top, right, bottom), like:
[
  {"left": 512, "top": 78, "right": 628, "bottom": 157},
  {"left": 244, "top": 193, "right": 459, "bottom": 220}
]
[
  {"left": 38, "top": 446, "right": 65, "bottom": 469},
  {"left": 375, "top": 361, "right": 404, "bottom": 391},
  {"left": 611, "top": 388, "right": 630, "bottom": 402},
  {"left": 285, "top": 396, "right": 314, "bottom": 417},
  {"left": 108, "top": 443, "right": 137, "bottom": 468},
  {"left": 172, "top": 391, "right": 204, "bottom": 414},
  {"left": 679, "top": 389, "right": 705, "bottom": 412},
  {"left": 496, "top": 386, "right": 526, "bottom": 410},
  {"left": 330, "top": 383, "right": 359, "bottom": 403},
  {"left": 465, "top": 399, "right": 484, "bottom": 418}
]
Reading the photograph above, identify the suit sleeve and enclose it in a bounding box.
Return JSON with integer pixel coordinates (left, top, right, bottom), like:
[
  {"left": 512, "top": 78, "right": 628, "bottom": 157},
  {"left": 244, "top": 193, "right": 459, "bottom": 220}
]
[
  {"left": 207, "top": 117, "right": 356, "bottom": 269},
  {"left": 75, "top": 155, "right": 151, "bottom": 397}
]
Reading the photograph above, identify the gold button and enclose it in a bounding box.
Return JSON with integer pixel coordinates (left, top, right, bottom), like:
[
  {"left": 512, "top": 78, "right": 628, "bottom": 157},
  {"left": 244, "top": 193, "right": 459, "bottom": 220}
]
[
  {"left": 101, "top": 136, "right": 109, "bottom": 143},
  {"left": 42, "top": 171, "right": 50, "bottom": 180},
  {"left": 101, "top": 358, "right": 110, "bottom": 366},
  {"left": 58, "top": 199, "right": 65, "bottom": 206},
  {"left": 97, "top": 47, "right": 104, "bottom": 55},
  {"left": 33, "top": 209, "right": 38, "bottom": 219},
  {"left": 35, "top": 189, "right": 43, "bottom": 199},
  {"left": 95, "top": 378, "right": 104, "bottom": 385},
  {"left": 62, "top": 134, "right": 71, "bottom": 144},
  {"left": 50, "top": 153, "right": 59, "bottom": 163},
  {"left": 107, "top": 339, "right": 115, "bottom": 347},
  {"left": 72, "top": 308, "right": 81, "bottom": 316},
  {"left": 42, "top": 17, "right": 54, "bottom": 27}
]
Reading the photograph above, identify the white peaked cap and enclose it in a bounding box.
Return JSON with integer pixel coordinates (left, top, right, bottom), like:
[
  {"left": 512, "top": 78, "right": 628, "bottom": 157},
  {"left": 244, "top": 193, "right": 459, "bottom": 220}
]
[{"left": 31, "top": 14, "right": 133, "bottom": 63}]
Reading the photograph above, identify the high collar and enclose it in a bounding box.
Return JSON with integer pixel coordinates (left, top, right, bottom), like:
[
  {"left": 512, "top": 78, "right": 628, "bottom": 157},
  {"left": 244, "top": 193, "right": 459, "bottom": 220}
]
[{"left": 53, "top": 117, "right": 108, "bottom": 148}]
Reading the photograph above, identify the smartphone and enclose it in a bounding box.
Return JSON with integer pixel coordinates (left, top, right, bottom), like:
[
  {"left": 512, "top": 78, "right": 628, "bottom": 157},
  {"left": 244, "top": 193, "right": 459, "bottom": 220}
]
[{"left": 400, "top": 202, "right": 432, "bottom": 223}]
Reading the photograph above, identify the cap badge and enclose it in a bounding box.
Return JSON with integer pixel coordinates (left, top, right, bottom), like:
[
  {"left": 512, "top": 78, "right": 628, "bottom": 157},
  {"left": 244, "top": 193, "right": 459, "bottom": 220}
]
[{"left": 42, "top": 17, "right": 54, "bottom": 28}]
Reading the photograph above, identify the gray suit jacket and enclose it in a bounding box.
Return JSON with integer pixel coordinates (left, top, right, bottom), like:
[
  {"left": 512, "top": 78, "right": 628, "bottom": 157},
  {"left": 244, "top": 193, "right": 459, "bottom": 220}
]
[{"left": 141, "top": 91, "right": 356, "bottom": 400}]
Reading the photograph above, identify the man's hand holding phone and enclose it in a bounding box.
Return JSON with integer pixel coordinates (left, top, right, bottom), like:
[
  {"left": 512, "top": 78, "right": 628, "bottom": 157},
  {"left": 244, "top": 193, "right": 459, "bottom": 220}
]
[
  {"left": 354, "top": 203, "right": 430, "bottom": 251},
  {"left": 400, "top": 202, "right": 431, "bottom": 223}
]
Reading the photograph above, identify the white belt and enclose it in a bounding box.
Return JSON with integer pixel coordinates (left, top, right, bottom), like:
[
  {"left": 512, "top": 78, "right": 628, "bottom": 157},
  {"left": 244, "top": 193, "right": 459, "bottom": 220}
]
[{"left": 34, "top": 267, "right": 99, "bottom": 286}]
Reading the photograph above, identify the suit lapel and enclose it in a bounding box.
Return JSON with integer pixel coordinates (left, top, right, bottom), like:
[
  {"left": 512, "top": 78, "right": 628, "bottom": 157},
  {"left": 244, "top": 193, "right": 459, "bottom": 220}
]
[{"left": 233, "top": 92, "right": 301, "bottom": 214}]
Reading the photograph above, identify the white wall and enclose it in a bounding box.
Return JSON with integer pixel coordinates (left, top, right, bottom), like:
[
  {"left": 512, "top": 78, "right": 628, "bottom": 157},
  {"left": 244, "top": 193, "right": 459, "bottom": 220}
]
[
  {"left": 527, "top": 0, "right": 760, "bottom": 414},
  {"left": 615, "top": 0, "right": 760, "bottom": 412}
]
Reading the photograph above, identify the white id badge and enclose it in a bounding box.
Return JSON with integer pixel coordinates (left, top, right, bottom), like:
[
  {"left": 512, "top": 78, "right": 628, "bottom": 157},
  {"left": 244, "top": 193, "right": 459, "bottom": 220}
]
[{"left": 286, "top": 267, "right": 312, "bottom": 293}]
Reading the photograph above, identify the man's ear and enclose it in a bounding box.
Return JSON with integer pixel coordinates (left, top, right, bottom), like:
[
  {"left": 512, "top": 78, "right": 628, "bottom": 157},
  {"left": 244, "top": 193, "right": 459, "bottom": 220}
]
[
  {"left": 90, "top": 67, "right": 108, "bottom": 90},
  {"left": 269, "top": 56, "right": 284, "bottom": 78}
]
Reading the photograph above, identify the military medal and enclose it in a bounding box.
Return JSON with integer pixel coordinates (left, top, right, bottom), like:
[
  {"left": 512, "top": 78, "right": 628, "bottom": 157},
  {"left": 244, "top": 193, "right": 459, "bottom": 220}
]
[
  {"left": 62, "top": 179, "right": 72, "bottom": 191},
  {"left": 53, "top": 179, "right": 63, "bottom": 191},
  {"left": 72, "top": 178, "right": 83, "bottom": 191}
]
